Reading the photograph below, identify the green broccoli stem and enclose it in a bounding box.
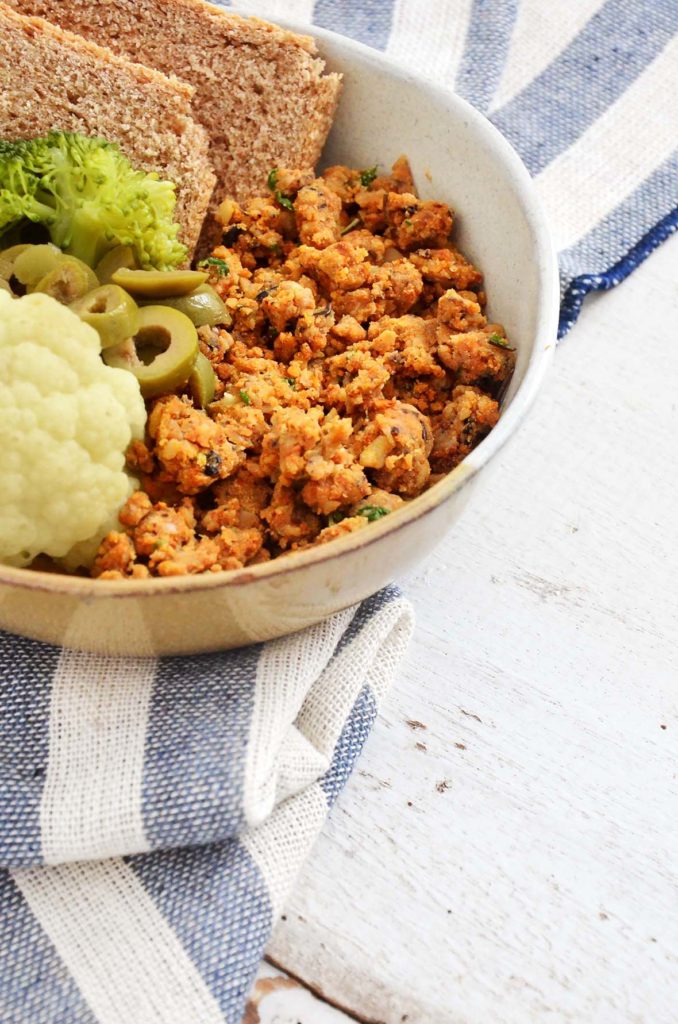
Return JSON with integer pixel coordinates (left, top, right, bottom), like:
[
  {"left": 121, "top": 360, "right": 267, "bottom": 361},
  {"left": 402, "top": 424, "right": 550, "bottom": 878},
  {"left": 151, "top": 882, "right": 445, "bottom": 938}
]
[
  {"left": 56, "top": 208, "right": 108, "bottom": 269},
  {"left": 0, "top": 132, "right": 186, "bottom": 272}
]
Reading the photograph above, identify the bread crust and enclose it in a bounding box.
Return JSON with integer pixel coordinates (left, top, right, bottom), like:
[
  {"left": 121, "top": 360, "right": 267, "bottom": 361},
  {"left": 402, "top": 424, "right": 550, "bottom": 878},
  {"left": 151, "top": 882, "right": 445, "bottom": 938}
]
[
  {"left": 8, "top": 0, "right": 342, "bottom": 250},
  {"left": 0, "top": 2, "right": 216, "bottom": 255}
]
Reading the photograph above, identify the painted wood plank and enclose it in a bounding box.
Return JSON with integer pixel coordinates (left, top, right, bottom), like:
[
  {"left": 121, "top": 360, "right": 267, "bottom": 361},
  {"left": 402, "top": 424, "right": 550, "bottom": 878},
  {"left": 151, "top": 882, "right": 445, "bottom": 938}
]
[
  {"left": 263, "top": 233, "right": 678, "bottom": 1024},
  {"left": 244, "top": 962, "right": 358, "bottom": 1023}
]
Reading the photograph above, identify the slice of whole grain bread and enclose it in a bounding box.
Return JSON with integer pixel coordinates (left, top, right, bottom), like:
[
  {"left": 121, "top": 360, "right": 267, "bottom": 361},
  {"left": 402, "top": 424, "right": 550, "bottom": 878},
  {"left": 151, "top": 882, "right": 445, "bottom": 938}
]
[
  {"left": 0, "top": 3, "right": 215, "bottom": 256},
  {"left": 8, "top": 0, "right": 342, "bottom": 249}
]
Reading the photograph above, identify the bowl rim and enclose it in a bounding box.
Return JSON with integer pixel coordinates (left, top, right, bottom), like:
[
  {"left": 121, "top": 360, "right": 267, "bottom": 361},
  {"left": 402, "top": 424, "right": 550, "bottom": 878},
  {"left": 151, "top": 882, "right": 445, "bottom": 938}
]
[{"left": 0, "top": 21, "right": 560, "bottom": 600}]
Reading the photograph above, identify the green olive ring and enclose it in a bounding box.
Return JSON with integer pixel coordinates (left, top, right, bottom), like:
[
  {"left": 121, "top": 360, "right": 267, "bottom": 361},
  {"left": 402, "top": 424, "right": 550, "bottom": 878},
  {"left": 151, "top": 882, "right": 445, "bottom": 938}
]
[
  {"left": 69, "top": 285, "right": 140, "bottom": 349},
  {"left": 13, "top": 243, "right": 64, "bottom": 289},
  {"left": 0, "top": 243, "right": 31, "bottom": 283},
  {"left": 111, "top": 267, "right": 208, "bottom": 298},
  {"left": 95, "top": 245, "right": 138, "bottom": 284},
  {"left": 154, "top": 283, "right": 231, "bottom": 328},
  {"left": 103, "top": 305, "right": 198, "bottom": 399},
  {"left": 188, "top": 351, "right": 217, "bottom": 408},
  {"left": 34, "top": 256, "right": 99, "bottom": 305}
]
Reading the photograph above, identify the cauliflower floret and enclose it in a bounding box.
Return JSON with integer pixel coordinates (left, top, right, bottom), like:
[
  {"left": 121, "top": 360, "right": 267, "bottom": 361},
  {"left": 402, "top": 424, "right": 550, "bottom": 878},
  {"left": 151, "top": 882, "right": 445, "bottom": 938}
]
[{"left": 0, "top": 292, "right": 146, "bottom": 567}]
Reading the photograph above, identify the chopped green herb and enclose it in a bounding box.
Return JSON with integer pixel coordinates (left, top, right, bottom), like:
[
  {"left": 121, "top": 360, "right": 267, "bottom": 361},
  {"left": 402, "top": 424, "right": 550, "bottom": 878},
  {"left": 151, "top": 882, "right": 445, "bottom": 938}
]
[
  {"left": 198, "top": 256, "right": 229, "bottom": 276},
  {"left": 276, "top": 192, "right": 294, "bottom": 211},
  {"left": 239, "top": 389, "right": 251, "bottom": 405},
  {"left": 359, "top": 165, "right": 378, "bottom": 187},
  {"left": 488, "top": 332, "right": 515, "bottom": 350},
  {"left": 328, "top": 510, "right": 347, "bottom": 526},
  {"left": 286, "top": 377, "right": 296, "bottom": 388},
  {"left": 153, "top": 537, "right": 169, "bottom": 551},
  {"left": 267, "top": 167, "right": 295, "bottom": 211},
  {"left": 356, "top": 505, "right": 389, "bottom": 522},
  {"left": 404, "top": 218, "right": 413, "bottom": 227},
  {"left": 341, "top": 217, "right": 361, "bottom": 235},
  {"left": 267, "top": 167, "right": 279, "bottom": 191}
]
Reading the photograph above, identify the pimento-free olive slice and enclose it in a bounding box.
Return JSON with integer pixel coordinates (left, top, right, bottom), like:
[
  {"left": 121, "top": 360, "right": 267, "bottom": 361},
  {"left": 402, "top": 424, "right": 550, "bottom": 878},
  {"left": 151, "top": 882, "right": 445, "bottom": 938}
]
[
  {"left": 13, "top": 243, "right": 63, "bottom": 289},
  {"left": 103, "top": 305, "right": 198, "bottom": 399},
  {"left": 0, "top": 244, "right": 30, "bottom": 281},
  {"left": 155, "top": 283, "right": 231, "bottom": 328},
  {"left": 34, "top": 256, "right": 99, "bottom": 304},
  {"left": 111, "top": 267, "right": 208, "bottom": 298},
  {"left": 95, "top": 245, "right": 138, "bottom": 284},
  {"left": 69, "top": 285, "right": 140, "bottom": 349},
  {"left": 188, "top": 351, "right": 217, "bottom": 407}
]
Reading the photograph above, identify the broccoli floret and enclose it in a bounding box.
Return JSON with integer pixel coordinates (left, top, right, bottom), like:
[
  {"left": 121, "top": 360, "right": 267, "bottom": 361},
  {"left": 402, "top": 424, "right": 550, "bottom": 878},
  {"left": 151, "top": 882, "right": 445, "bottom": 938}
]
[{"left": 0, "top": 132, "right": 186, "bottom": 270}]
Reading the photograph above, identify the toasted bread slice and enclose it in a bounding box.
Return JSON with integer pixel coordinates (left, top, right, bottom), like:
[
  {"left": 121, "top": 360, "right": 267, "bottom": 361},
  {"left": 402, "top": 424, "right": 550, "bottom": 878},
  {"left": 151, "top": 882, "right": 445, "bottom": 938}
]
[
  {"left": 0, "top": 3, "right": 215, "bottom": 256},
  {"left": 9, "top": 0, "right": 342, "bottom": 247}
]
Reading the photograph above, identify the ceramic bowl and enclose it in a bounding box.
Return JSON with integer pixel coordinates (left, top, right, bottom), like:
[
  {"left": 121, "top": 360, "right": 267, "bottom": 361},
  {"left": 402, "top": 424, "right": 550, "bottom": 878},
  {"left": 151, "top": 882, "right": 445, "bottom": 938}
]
[{"left": 0, "top": 21, "right": 559, "bottom": 656}]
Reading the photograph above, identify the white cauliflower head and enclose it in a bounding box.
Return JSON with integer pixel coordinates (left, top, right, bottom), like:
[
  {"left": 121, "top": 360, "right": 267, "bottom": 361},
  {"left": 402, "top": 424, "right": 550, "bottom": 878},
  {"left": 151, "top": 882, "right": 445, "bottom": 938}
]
[{"left": 0, "top": 291, "right": 146, "bottom": 567}]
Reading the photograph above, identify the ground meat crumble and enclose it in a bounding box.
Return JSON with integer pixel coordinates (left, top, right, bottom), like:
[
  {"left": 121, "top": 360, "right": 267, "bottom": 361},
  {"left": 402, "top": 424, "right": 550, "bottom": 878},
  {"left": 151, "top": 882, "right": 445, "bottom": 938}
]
[{"left": 93, "top": 157, "right": 515, "bottom": 579}]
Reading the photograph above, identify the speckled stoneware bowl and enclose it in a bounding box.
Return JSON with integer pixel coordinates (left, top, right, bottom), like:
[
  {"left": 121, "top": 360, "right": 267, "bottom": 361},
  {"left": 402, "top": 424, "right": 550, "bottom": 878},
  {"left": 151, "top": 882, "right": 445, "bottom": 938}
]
[{"left": 0, "top": 21, "right": 559, "bottom": 655}]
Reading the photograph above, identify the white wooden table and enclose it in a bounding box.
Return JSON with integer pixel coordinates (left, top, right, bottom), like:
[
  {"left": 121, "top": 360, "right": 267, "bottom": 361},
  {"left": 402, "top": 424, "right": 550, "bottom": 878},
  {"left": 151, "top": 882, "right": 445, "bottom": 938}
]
[{"left": 244, "top": 233, "right": 678, "bottom": 1024}]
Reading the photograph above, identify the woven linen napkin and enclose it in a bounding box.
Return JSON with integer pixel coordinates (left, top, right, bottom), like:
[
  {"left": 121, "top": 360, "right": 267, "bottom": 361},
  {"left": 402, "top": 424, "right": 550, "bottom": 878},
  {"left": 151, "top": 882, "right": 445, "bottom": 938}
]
[
  {"left": 234, "top": 0, "right": 678, "bottom": 337},
  {"left": 2, "top": 2, "right": 677, "bottom": 1023},
  {"left": 0, "top": 588, "right": 414, "bottom": 1023}
]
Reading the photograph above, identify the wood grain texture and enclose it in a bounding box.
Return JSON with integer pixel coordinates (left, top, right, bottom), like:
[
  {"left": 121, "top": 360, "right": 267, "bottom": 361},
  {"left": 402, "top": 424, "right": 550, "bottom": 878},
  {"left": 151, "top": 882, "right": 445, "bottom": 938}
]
[
  {"left": 244, "top": 962, "right": 357, "bottom": 1022},
  {"left": 261, "top": 233, "right": 678, "bottom": 1024}
]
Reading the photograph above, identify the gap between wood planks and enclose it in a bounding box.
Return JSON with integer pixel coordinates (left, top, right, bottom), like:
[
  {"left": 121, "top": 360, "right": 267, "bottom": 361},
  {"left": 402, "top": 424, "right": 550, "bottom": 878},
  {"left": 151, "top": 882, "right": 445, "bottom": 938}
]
[{"left": 244, "top": 954, "right": 390, "bottom": 1024}]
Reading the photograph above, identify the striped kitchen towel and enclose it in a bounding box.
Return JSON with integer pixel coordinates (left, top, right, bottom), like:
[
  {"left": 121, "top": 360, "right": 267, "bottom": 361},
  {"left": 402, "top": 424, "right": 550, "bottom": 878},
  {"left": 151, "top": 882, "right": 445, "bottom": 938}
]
[
  {"left": 2, "top": 3, "right": 677, "bottom": 1024},
  {"left": 235, "top": 0, "right": 678, "bottom": 338},
  {"left": 0, "top": 588, "right": 414, "bottom": 1023}
]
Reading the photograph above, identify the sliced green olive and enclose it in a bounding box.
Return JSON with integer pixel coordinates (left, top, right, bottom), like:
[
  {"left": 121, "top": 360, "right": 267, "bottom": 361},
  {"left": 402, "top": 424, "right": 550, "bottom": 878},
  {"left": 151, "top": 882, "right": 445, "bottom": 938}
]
[
  {"left": 95, "top": 245, "right": 138, "bottom": 284},
  {"left": 13, "top": 243, "right": 64, "bottom": 289},
  {"left": 111, "top": 267, "right": 208, "bottom": 298},
  {"left": 188, "top": 351, "right": 217, "bottom": 407},
  {"left": 0, "top": 244, "right": 30, "bottom": 282},
  {"left": 69, "top": 285, "right": 140, "bottom": 349},
  {"left": 103, "top": 305, "right": 198, "bottom": 399},
  {"left": 154, "top": 283, "right": 231, "bottom": 328},
  {"left": 34, "top": 256, "right": 99, "bottom": 304}
]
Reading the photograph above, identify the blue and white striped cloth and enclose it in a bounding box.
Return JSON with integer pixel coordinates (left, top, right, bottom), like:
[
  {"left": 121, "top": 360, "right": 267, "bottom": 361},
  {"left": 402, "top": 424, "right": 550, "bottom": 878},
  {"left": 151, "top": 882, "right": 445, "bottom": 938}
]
[
  {"left": 1, "top": 589, "right": 414, "bottom": 1022},
  {"left": 234, "top": 0, "right": 678, "bottom": 337},
  {"left": 2, "top": 3, "right": 677, "bottom": 1022}
]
